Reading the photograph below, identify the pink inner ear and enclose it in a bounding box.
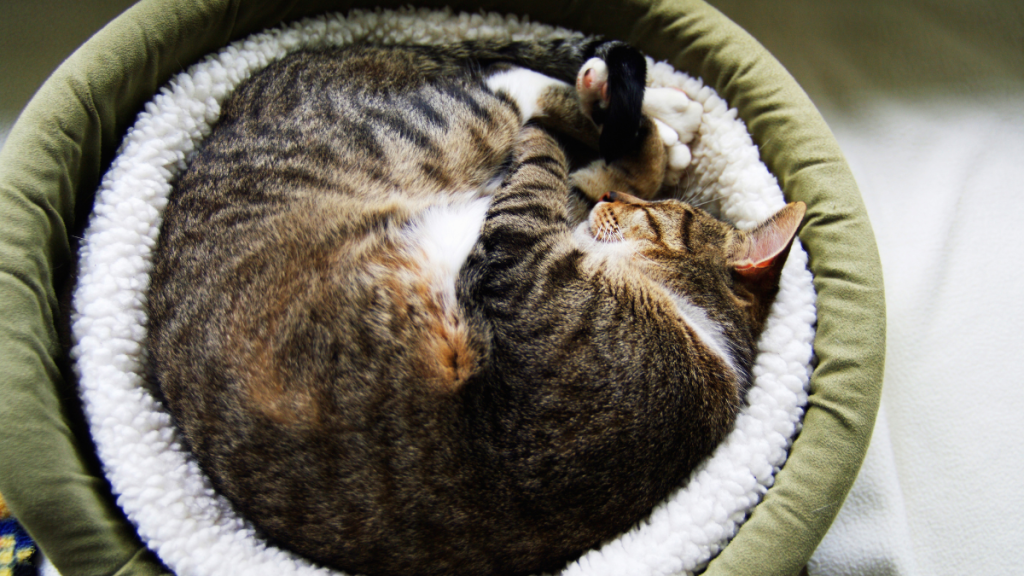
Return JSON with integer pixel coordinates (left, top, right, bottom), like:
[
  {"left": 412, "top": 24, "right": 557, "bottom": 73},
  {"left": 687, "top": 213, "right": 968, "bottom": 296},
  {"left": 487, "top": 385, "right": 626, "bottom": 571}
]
[{"left": 735, "top": 202, "right": 806, "bottom": 272}]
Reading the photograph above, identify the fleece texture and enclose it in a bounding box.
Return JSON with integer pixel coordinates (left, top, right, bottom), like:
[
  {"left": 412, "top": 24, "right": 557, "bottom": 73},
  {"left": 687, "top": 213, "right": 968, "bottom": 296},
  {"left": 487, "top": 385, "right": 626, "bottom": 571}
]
[{"left": 70, "top": 9, "right": 816, "bottom": 576}]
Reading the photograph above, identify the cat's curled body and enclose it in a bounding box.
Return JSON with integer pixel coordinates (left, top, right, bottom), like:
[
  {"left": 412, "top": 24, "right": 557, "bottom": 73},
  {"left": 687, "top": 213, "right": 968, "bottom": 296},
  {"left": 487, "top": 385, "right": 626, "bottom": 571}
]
[{"left": 146, "top": 38, "right": 804, "bottom": 576}]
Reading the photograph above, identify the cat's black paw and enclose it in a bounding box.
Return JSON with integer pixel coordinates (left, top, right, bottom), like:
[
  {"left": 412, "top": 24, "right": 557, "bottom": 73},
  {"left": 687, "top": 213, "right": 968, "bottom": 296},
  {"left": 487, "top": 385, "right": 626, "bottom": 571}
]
[{"left": 577, "top": 42, "right": 646, "bottom": 163}]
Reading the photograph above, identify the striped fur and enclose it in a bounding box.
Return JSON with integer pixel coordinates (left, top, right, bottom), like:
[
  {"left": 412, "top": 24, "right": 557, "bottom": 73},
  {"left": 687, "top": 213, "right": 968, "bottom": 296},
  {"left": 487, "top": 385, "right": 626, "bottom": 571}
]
[{"left": 145, "top": 40, "right": 799, "bottom": 576}]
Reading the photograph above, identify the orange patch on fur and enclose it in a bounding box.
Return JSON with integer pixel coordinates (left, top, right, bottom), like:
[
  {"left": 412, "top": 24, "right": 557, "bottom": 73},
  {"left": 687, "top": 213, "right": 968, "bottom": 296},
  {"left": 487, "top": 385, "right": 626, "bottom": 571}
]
[
  {"left": 410, "top": 288, "right": 477, "bottom": 391},
  {"left": 420, "top": 318, "right": 477, "bottom": 391},
  {"left": 226, "top": 263, "right": 322, "bottom": 426},
  {"left": 379, "top": 251, "right": 478, "bottom": 392},
  {"left": 401, "top": 259, "right": 476, "bottom": 391},
  {"left": 234, "top": 335, "right": 319, "bottom": 425}
]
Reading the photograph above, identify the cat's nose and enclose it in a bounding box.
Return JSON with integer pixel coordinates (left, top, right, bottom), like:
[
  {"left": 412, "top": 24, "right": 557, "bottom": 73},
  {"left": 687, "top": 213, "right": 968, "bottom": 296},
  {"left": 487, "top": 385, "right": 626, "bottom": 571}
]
[{"left": 600, "top": 190, "right": 647, "bottom": 205}]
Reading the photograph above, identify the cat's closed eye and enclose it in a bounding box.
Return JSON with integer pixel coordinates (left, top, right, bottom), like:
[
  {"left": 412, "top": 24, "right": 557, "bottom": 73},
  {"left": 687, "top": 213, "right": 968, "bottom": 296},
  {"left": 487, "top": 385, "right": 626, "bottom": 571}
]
[{"left": 677, "top": 209, "right": 693, "bottom": 252}]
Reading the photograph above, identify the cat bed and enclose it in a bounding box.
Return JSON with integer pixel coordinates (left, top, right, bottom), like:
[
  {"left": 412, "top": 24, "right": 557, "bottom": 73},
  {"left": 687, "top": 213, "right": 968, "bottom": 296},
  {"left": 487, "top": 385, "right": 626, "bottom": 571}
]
[
  {"left": 0, "top": 1, "right": 884, "bottom": 575},
  {"left": 74, "top": 8, "right": 814, "bottom": 576}
]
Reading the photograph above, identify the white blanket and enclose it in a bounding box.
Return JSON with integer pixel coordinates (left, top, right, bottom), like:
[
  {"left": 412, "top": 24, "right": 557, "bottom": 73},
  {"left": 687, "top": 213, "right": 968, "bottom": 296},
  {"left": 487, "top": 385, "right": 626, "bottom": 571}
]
[
  {"left": 809, "top": 96, "right": 1024, "bottom": 576},
  {"left": 71, "top": 8, "right": 816, "bottom": 576}
]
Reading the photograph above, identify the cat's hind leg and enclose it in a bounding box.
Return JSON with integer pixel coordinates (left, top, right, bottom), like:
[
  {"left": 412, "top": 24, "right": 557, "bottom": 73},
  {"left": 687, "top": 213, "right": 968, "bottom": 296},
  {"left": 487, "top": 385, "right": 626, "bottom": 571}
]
[
  {"left": 575, "top": 57, "right": 702, "bottom": 159},
  {"left": 574, "top": 57, "right": 703, "bottom": 188}
]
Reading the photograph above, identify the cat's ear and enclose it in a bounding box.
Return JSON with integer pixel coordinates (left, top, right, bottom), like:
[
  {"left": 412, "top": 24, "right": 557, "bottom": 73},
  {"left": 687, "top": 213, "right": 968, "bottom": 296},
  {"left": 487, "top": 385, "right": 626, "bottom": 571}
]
[{"left": 731, "top": 202, "right": 806, "bottom": 285}]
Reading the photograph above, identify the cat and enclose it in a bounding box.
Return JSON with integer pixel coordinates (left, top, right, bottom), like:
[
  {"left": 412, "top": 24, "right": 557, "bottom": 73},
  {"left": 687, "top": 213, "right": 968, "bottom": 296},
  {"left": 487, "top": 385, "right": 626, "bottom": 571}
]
[{"left": 144, "top": 37, "right": 805, "bottom": 576}]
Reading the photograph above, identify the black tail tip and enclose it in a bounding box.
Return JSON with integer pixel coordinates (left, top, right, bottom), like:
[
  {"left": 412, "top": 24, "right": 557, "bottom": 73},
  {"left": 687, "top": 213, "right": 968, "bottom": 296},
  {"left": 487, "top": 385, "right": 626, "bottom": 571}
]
[{"left": 596, "top": 43, "right": 647, "bottom": 163}]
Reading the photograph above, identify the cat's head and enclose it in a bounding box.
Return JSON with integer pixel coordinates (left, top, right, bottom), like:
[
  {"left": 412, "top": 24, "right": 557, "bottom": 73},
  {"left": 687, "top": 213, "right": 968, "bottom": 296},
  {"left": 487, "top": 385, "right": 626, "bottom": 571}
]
[{"left": 587, "top": 191, "right": 806, "bottom": 329}]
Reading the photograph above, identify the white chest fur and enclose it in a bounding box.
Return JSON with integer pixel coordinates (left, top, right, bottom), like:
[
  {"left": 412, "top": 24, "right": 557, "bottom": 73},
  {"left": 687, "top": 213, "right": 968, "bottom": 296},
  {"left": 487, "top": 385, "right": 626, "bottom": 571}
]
[
  {"left": 665, "top": 292, "right": 739, "bottom": 376},
  {"left": 401, "top": 196, "right": 491, "bottom": 303}
]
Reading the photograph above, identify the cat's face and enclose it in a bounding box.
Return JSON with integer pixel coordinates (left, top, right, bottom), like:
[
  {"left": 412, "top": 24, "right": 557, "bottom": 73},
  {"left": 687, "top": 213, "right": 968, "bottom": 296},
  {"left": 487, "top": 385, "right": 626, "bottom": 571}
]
[
  {"left": 588, "top": 190, "right": 738, "bottom": 264},
  {"left": 587, "top": 191, "right": 806, "bottom": 326}
]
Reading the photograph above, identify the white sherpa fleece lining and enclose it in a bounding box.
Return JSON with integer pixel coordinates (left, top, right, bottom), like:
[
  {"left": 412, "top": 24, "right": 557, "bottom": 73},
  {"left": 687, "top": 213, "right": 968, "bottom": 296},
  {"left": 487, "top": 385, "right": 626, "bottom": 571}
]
[{"left": 71, "top": 8, "right": 816, "bottom": 576}]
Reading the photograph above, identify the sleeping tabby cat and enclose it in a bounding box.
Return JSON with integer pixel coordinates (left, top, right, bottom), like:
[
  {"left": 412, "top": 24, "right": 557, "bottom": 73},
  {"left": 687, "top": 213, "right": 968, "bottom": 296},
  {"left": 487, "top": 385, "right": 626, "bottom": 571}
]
[{"left": 145, "top": 37, "right": 805, "bottom": 576}]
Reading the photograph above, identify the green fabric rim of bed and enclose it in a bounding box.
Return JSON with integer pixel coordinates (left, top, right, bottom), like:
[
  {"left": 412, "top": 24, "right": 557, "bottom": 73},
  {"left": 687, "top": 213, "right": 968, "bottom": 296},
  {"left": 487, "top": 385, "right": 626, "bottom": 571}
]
[{"left": 0, "top": 0, "right": 884, "bottom": 575}]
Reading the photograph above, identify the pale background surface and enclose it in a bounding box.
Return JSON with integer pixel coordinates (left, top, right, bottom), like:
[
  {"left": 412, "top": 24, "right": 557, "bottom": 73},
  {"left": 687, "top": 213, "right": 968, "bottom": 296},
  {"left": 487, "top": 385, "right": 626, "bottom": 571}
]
[
  {"left": 2, "top": 1, "right": 1022, "bottom": 574},
  {"left": 709, "top": 2, "right": 1024, "bottom": 575}
]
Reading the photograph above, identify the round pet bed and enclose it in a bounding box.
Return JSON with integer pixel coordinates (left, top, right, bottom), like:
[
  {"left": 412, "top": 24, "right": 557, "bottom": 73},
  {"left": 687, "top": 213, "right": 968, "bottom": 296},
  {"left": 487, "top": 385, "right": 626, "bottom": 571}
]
[
  {"left": 0, "top": 1, "right": 885, "bottom": 575},
  {"left": 73, "top": 8, "right": 813, "bottom": 575}
]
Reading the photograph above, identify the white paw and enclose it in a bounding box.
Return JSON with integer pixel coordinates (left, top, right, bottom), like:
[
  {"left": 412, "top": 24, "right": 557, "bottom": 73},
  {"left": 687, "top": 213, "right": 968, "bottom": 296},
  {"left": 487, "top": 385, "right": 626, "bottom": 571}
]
[
  {"left": 667, "top": 142, "right": 692, "bottom": 172},
  {"left": 576, "top": 57, "right": 610, "bottom": 117},
  {"left": 643, "top": 86, "right": 702, "bottom": 179},
  {"left": 643, "top": 87, "right": 703, "bottom": 143},
  {"left": 652, "top": 117, "right": 693, "bottom": 171},
  {"left": 652, "top": 118, "right": 679, "bottom": 147}
]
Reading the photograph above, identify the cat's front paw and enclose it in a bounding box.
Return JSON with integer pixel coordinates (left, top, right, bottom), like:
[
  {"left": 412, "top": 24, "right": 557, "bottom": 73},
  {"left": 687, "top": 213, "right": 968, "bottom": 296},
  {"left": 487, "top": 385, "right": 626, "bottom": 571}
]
[{"left": 642, "top": 87, "right": 703, "bottom": 186}]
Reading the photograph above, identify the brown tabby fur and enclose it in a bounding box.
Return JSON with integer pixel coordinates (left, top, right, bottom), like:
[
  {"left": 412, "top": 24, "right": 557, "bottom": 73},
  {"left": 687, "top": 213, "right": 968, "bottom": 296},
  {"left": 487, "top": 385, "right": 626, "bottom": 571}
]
[{"left": 145, "top": 40, "right": 804, "bottom": 576}]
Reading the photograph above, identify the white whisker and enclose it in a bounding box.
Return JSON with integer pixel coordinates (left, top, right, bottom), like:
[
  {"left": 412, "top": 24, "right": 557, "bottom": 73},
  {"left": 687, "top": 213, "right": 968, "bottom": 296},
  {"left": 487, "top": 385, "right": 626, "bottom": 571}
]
[{"left": 686, "top": 194, "right": 720, "bottom": 210}]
